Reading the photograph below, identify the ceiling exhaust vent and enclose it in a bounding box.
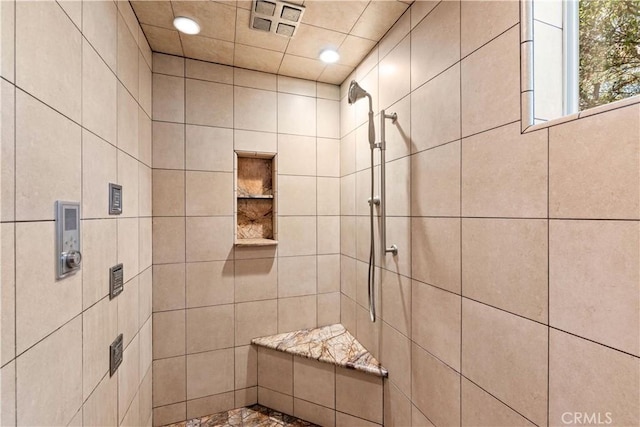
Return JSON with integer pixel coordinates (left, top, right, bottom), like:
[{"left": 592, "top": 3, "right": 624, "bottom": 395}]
[{"left": 250, "top": 0, "right": 305, "bottom": 38}]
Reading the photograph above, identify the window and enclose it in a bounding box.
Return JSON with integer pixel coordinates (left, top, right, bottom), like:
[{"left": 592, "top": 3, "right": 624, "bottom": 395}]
[{"left": 523, "top": 0, "right": 640, "bottom": 127}]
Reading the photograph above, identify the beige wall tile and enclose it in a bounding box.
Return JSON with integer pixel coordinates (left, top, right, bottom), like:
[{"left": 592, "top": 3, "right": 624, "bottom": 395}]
[
  {"left": 83, "top": 131, "right": 117, "bottom": 219},
  {"left": 549, "top": 330, "right": 640, "bottom": 427},
  {"left": 153, "top": 356, "right": 186, "bottom": 407},
  {"left": 15, "top": 91, "right": 81, "bottom": 221},
  {"left": 379, "top": 269, "right": 411, "bottom": 337},
  {"left": 82, "top": 0, "right": 117, "bottom": 71},
  {"left": 153, "top": 402, "right": 186, "bottom": 427},
  {"left": 384, "top": 380, "right": 412, "bottom": 427},
  {"left": 117, "top": 15, "right": 139, "bottom": 99},
  {"left": 153, "top": 122, "right": 185, "bottom": 170},
  {"left": 412, "top": 281, "right": 461, "bottom": 371},
  {"left": 235, "top": 258, "right": 277, "bottom": 302},
  {"left": 317, "top": 99, "right": 340, "bottom": 139},
  {"left": 118, "top": 151, "right": 140, "bottom": 218},
  {"left": 550, "top": 220, "right": 640, "bottom": 356},
  {"left": 257, "top": 387, "right": 293, "bottom": 415},
  {"left": 117, "top": 217, "right": 140, "bottom": 283},
  {"left": 462, "top": 122, "right": 547, "bottom": 218},
  {"left": 153, "top": 217, "right": 186, "bottom": 264},
  {"left": 278, "top": 255, "right": 316, "bottom": 298},
  {"left": 186, "top": 59, "right": 233, "bottom": 84},
  {"left": 152, "top": 53, "right": 184, "bottom": 77},
  {"left": 411, "top": 343, "right": 460, "bottom": 427},
  {"left": 139, "top": 316, "right": 153, "bottom": 378},
  {"left": 411, "top": 217, "right": 461, "bottom": 294},
  {"left": 235, "top": 300, "right": 277, "bottom": 345},
  {"left": 278, "top": 175, "right": 316, "bottom": 216},
  {"left": 549, "top": 104, "right": 640, "bottom": 219},
  {"left": 1, "top": 80, "right": 14, "bottom": 222},
  {"left": 153, "top": 169, "right": 185, "bottom": 217},
  {"left": 410, "top": 0, "right": 459, "bottom": 89},
  {"left": 384, "top": 96, "right": 411, "bottom": 163},
  {"left": 118, "top": 336, "right": 140, "bottom": 423},
  {"left": 462, "top": 299, "right": 548, "bottom": 426},
  {"left": 318, "top": 216, "right": 340, "bottom": 255},
  {"left": 384, "top": 156, "right": 410, "bottom": 217},
  {"left": 186, "top": 125, "right": 233, "bottom": 172},
  {"left": 186, "top": 79, "right": 233, "bottom": 127},
  {"left": 336, "top": 411, "right": 381, "bottom": 427},
  {"left": 235, "top": 345, "right": 258, "bottom": 389},
  {"left": 153, "top": 263, "right": 186, "bottom": 312},
  {"left": 294, "top": 398, "right": 336, "bottom": 427},
  {"left": 411, "top": 404, "right": 435, "bottom": 427},
  {"left": 118, "top": 275, "right": 139, "bottom": 347},
  {"left": 410, "top": 64, "right": 460, "bottom": 152},
  {"left": 185, "top": 171, "right": 233, "bottom": 216},
  {"left": 16, "top": 1, "right": 81, "bottom": 122},
  {"left": 82, "top": 219, "right": 117, "bottom": 309},
  {"left": 82, "top": 41, "right": 117, "bottom": 144},
  {"left": 411, "top": 140, "right": 460, "bottom": 216},
  {"left": 316, "top": 177, "right": 340, "bottom": 217},
  {"left": 278, "top": 295, "right": 317, "bottom": 332},
  {"left": 278, "top": 93, "right": 317, "bottom": 137},
  {"left": 186, "top": 260, "right": 234, "bottom": 307},
  {"left": 336, "top": 368, "right": 383, "bottom": 424},
  {"left": 317, "top": 292, "right": 340, "bottom": 326},
  {"left": 341, "top": 294, "right": 357, "bottom": 335},
  {"left": 294, "top": 357, "right": 335, "bottom": 408},
  {"left": 318, "top": 254, "right": 340, "bottom": 294},
  {"left": 257, "top": 347, "right": 293, "bottom": 395},
  {"left": 83, "top": 374, "right": 117, "bottom": 427},
  {"left": 462, "top": 378, "right": 535, "bottom": 427},
  {"left": 463, "top": 218, "right": 548, "bottom": 323},
  {"left": 0, "top": 0, "right": 15, "bottom": 82},
  {"left": 118, "top": 83, "right": 139, "bottom": 159},
  {"left": 380, "top": 322, "right": 411, "bottom": 398},
  {"left": 1, "top": 224, "right": 15, "bottom": 365},
  {"left": 379, "top": 36, "right": 410, "bottom": 110},
  {"left": 278, "top": 134, "right": 317, "bottom": 176},
  {"left": 16, "top": 222, "right": 81, "bottom": 353},
  {"left": 234, "top": 129, "right": 277, "bottom": 153},
  {"left": 278, "top": 216, "right": 317, "bottom": 257},
  {"left": 461, "top": 26, "right": 520, "bottom": 136},
  {"left": 461, "top": 0, "right": 519, "bottom": 57},
  {"left": 16, "top": 317, "right": 82, "bottom": 427},
  {"left": 277, "top": 76, "right": 316, "bottom": 97},
  {"left": 139, "top": 164, "right": 153, "bottom": 218},
  {"left": 82, "top": 297, "right": 117, "bottom": 400},
  {"left": 186, "top": 305, "right": 234, "bottom": 354},
  {"left": 153, "top": 310, "right": 185, "bottom": 360},
  {"left": 139, "top": 56, "right": 153, "bottom": 118},
  {"left": 153, "top": 74, "right": 184, "bottom": 122},
  {"left": 185, "top": 216, "right": 234, "bottom": 262},
  {"left": 317, "top": 138, "right": 340, "bottom": 178},
  {"left": 186, "top": 392, "right": 235, "bottom": 421},
  {"left": 234, "top": 86, "right": 277, "bottom": 132},
  {"left": 235, "top": 387, "right": 258, "bottom": 408}
]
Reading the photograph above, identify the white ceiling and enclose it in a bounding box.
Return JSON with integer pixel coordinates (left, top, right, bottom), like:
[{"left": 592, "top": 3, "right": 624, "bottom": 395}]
[{"left": 131, "top": 0, "right": 412, "bottom": 84}]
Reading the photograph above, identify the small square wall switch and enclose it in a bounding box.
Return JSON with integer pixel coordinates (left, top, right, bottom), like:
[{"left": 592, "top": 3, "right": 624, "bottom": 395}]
[
  {"left": 109, "top": 334, "right": 123, "bottom": 376},
  {"left": 109, "top": 183, "right": 122, "bottom": 215}
]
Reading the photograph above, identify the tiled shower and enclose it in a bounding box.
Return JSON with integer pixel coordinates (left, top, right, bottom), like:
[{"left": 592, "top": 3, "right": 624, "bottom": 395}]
[{"left": 1, "top": 1, "right": 639, "bottom": 427}]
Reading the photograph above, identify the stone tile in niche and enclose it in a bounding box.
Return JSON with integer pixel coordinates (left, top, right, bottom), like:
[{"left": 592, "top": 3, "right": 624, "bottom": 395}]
[
  {"left": 164, "top": 404, "right": 319, "bottom": 427},
  {"left": 237, "top": 199, "right": 273, "bottom": 240}
]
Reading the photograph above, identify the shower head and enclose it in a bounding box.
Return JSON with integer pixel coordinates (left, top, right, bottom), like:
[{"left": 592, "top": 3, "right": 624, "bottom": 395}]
[
  {"left": 347, "top": 80, "right": 375, "bottom": 147},
  {"left": 348, "top": 80, "right": 370, "bottom": 105}
]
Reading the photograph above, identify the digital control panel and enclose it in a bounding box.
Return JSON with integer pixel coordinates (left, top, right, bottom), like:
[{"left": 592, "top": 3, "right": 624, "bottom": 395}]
[
  {"left": 109, "top": 264, "right": 124, "bottom": 299},
  {"left": 110, "top": 334, "right": 123, "bottom": 376},
  {"left": 109, "top": 183, "right": 122, "bottom": 215},
  {"left": 55, "top": 201, "right": 82, "bottom": 279}
]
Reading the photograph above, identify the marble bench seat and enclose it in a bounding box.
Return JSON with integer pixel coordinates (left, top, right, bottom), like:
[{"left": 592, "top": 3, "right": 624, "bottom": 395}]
[{"left": 251, "top": 323, "right": 388, "bottom": 378}]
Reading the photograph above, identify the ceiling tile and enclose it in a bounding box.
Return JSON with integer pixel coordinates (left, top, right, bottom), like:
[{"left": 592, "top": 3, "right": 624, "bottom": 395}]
[
  {"left": 318, "top": 63, "right": 353, "bottom": 85},
  {"left": 338, "top": 35, "right": 376, "bottom": 67},
  {"left": 181, "top": 34, "right": 234, "bottom": 66},
  {"left": 131, "top": 1, "right": 175, "bottom": 29},
  {"left": 171, "top": 1, "right": 237, "bottom": 42},
  {"left": 278, "top": 55, "right": 326, "bottom": 81},
  {"left": 235, "top": 8, "right": 289, "bottom": 52},
  {"left": 302, "top": 1, "right": 369, "bottom": 34},
  {"left": 141, "top": 24, "right": 183, "bottom": 56},
  {"left": 234, "top": 44, "right": 283, "bottom": 74},
  {"left": 285, "top": 24, "right": 346, "bottom": 59},
  {"left": 351, "top": 1, "right": 408, "bottom": 41}
]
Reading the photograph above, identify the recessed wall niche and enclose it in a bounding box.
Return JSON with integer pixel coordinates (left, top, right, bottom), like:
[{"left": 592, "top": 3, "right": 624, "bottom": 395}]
[{"left": 234, "top": 152, "right": 278, "bottom": 246}]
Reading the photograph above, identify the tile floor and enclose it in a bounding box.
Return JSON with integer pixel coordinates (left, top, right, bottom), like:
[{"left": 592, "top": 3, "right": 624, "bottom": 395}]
[{"left": 165, "top": 404, "right": 319, "bottom": 427}]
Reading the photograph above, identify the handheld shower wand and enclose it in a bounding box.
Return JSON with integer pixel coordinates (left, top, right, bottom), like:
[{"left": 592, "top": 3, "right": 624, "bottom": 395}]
[{"left": 348, "top": 80, "right": 376, "bottom": 148}]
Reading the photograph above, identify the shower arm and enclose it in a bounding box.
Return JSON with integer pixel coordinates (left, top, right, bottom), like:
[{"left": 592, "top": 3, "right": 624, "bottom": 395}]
[{"left": 376, "top": 109, "right": 398, "bottom": 256}]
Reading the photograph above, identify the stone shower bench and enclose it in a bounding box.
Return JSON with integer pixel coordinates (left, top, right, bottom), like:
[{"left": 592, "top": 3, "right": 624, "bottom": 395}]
[{"left": 251, "top": 323, "right": 387, "bottom": 426}]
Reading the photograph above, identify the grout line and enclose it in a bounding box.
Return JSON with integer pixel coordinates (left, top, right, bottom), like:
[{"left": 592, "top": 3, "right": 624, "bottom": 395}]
[{"left": 459, "top": 0, "right": 464, "bottom": 421}]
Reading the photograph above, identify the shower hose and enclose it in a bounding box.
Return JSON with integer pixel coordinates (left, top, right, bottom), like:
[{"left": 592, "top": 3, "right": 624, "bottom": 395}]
[{"left": 368, "top": 146, "right": 376, "bottom": 322}]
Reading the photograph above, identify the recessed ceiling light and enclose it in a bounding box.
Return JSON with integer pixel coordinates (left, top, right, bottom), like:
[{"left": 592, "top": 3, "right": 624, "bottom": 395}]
[
  {"left": 173, "top": 16, "right": 200, "bottom": 35},
  {"left": 319, "top": 49, "right": 340, "bottom": 64}
]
